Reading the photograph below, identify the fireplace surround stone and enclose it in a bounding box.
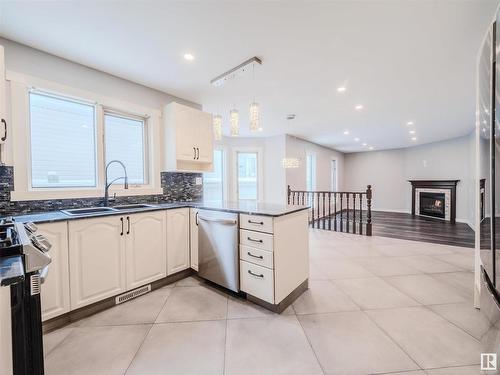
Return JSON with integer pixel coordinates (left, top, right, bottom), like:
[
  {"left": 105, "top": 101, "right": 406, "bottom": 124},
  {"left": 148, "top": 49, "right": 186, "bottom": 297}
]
[{"left": 408, "top": 180, "right": 459, "bottom": 224}]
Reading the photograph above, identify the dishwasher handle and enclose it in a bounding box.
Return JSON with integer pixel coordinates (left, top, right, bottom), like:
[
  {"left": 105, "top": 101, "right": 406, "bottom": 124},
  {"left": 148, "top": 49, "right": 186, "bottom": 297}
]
[{"left": 198, "top": 216, "right": 237, "bottom": 225}]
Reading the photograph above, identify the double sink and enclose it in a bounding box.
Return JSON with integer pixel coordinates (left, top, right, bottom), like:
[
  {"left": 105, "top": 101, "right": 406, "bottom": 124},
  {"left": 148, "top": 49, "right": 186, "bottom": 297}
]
[{"left": 61, "top": 204, "right": 157, "bottom": 216}]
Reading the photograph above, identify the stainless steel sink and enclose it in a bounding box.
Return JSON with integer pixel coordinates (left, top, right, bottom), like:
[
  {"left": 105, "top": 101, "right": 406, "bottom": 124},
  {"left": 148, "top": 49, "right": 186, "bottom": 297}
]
[
  {"left": 112, "top": 204, "right": 157, "bottom": 210},
  {"left": 61, "top": 207, "right": 117, "bottom": 216}
]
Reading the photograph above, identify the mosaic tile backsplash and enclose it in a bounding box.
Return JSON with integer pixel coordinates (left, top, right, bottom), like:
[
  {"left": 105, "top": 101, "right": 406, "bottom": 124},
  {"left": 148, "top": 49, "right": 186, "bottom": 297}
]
[{"left": 0, "top": 166, "right": 203, "bottom": 216}]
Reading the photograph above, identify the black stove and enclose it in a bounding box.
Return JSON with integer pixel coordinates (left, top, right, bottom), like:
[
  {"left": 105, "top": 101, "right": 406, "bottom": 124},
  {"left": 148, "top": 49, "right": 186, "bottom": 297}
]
[{"left": 0, "top": 217, "right": 51, "bottom": 375}]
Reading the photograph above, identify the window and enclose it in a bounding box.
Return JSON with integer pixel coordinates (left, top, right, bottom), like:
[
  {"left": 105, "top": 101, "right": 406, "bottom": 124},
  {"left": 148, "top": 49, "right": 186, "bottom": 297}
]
[
  {"left": 331, "top": 159, "right": 338, "bottom": 191},
  {"left": 306, "top": 153, "right": 316, "bottom": 191},
  {"left": 203, "top": 149, "right": 225, "bottom": 201},
  {"left": 29, "top": 91, "right": 97, "bottom": 188},
  {"left": 237, "top": 152, "right": 258, "bottom": 200},
  {"left": 104, "top": 112, "right": 147, "bottom": 185}
]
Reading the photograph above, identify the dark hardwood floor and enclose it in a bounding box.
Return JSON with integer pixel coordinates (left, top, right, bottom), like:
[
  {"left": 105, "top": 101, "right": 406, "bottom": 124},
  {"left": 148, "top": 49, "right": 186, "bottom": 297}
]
[
  {"left": 369, "top": 211, "right": 474, "bottom": 248},
  {"left": 313, "top": 210, "right": 475, "bottom": 248}
]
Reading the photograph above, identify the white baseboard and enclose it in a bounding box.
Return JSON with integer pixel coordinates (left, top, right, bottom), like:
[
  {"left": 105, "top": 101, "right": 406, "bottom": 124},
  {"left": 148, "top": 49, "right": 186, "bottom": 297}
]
[{"left": 372, "top": 209, "right": 411, "bottom": 214}]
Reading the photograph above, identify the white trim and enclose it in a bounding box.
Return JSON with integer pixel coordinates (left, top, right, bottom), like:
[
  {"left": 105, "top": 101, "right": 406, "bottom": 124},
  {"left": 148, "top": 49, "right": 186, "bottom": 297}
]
[
  {"left": 231, "top": 146, "right": 264, "bottom": 202},
  {"left": 8, "top": 72, "right": 163, "bottom": 201},
  {"left": 371, "top": 209, "right": 411, "bottom": 214}
]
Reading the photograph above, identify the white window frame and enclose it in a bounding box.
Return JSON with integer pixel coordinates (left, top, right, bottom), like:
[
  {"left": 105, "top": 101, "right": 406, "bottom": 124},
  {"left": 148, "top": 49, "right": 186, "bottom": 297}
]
[
  {"left": 231, "top": 147, "right": 264, "bottom": 202},
  {"left": 8, "top": 71, "right": 162, "bottom": 201},
  {"left": 203, "top": 147, "right": 228, "bottom": 202},
  {"left": 306, "top": 152, "right": 317, "bottom": 191},
  {"left": 331, "top": 158, "right": 338, "bottom": 191},
  {"left": 103, "top": 108, "right": 150, "bottom": 187}
]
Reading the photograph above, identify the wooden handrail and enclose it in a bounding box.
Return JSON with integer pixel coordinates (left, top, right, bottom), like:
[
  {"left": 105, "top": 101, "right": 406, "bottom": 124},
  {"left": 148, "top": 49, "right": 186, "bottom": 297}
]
[{"left": 287, "top": 185, "right": 373, "bottom": 236}]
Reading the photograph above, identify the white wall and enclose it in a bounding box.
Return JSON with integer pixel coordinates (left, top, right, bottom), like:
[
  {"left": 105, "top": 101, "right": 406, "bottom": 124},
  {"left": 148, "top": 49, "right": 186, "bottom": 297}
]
[
  {"left": 344, "top": 133, "right": 475, "bottom": 224},
  {"left": 285, "top": 135, "right": 345, "bottom": 192}
]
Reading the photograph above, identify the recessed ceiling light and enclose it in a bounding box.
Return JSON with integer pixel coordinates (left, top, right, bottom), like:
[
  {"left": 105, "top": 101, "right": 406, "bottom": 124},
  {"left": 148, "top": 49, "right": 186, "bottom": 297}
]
[
  {"left": 355, "top": 105, "right": 363, "bottom": 111},
  {"left": 406, "top": 121, "right": 414, "bottom": 126},
  {"left": 337, "top": 86, "right": 346, "bottom": 93},
  {"left": 369, "top": 146, "right": 374, "bottom": 150},
  {"left": 362, "top": 142, "right": 367, "bottom": 146},
  {"left": 183, "top": 53, "right": 195, "bottom": 61},
  {"left": 411, "top": 137, "right": 417, "bottom": 141},
  {"left": 354, "top": 137, "right": 360, "bottom": 142},
  {"left": 409, "top": 130, "right": 416, "bottom": 134},
  {"left": 286, "top": 114, "right": 296, "bottom": 120},
  {"left": 343, "top": 130, "right": 349, "bottom": 135}
]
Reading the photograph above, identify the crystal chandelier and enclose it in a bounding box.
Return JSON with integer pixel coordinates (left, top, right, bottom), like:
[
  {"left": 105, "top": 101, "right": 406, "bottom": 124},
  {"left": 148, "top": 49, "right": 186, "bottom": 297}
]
[
  {"left": 282, "top": 158, "right": 300, "bottom": 168},
  {"left": 213, "top": 114, "right": 222, "bottom": 141},
  {"left": 230, "top": 109, "right": 239, "bottom": 136},
  {"left": 249, "top": 102, "right": 260, "bottom": 132}
]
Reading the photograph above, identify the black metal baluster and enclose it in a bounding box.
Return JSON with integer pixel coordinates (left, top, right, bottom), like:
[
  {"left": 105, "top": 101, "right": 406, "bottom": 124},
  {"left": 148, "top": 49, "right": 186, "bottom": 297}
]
[
  {"left": 334, "top": 192, "right": 337, "bottom": 231},
  {"left": 328, "top": 192, "right": 332, "bottom": 231},
  {"left": 340, "top": 193, "right": 343, "bottom": 232},
  {"left": 346, "top": 193, "right": 350, "bottom": 233},
  {"left": 359, "top": 194, "right": 363, "bottom": 235}
]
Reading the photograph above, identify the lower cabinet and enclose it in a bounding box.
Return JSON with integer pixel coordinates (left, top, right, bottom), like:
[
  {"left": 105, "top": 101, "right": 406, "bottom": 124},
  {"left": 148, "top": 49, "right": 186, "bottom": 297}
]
[
  {"left": 39, "top": 222, "right": 70, "bottom": 322},
  {"left": 167, "top": 208, "right": 190, "bottom": 275},
  {"left": 125, "top": 211, "right": 167, "bottom": 290},
  {"left": 69, "top": 216, "right": 126, "bottom": 310},
  {"left": 189, "top": 208, "right": 199, "bottom": 271}
]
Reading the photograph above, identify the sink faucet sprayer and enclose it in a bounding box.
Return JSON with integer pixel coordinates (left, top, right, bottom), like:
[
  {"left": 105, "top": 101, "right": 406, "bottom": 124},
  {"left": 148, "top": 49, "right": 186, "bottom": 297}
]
[{"left": 104, "top": 160, "right": 128, "bottom": 207}]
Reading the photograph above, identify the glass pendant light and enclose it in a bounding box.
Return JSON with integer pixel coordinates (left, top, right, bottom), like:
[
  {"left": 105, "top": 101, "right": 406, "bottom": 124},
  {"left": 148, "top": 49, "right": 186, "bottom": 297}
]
[
  {"left": 249, "top": 62, "right": 261, "bottom": 132},
  {"left": 213, "top": 114, "right": 222, "bottom": 141},
  {"left": 249, "top": 102, "right": 260, "bottom": 132},
  {"left": 230, "top": 109, "right": 239, "bottom": 136}
]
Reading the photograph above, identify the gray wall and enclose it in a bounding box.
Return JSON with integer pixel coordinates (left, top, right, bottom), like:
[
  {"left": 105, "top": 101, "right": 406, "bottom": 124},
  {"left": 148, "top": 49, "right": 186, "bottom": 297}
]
[{"left": 344, "top": 133, "right": 475, "bottom": 224}]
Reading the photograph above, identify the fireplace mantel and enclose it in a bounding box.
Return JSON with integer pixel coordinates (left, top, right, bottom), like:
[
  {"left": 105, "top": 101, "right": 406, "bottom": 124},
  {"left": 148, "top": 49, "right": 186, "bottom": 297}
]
[{"left": 408, "top": 180, "right": 459, "bottom": 224}]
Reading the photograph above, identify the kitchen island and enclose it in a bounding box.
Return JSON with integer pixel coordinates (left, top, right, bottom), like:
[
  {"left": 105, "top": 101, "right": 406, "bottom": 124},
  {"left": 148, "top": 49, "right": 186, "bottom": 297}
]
[{"left": 5, "top": 201, "right": 309, "bottom": 327}]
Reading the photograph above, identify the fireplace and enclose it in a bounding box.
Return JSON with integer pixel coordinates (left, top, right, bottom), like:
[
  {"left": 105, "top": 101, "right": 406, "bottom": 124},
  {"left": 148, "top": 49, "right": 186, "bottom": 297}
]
[
  {"left": 408, "top": 180, "right": 459, "bottom": 223},
  {"left": 419, "top": 192, "right": 446, "bottom": 219}
]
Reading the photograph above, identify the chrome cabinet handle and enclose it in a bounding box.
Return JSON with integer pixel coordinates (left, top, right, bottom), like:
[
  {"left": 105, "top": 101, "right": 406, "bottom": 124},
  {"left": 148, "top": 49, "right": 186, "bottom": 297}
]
[
  {"left": 248, "top": 220, "right": 264, "bottom": 225},
  {"left": 197, "top": 147, "right": 200, "bottom": 159},
  {"left": 126, "top": 216, "right": 130, "bottom": 234},
  {"left": 120, "top": 217, "right": 124, "bottom": 236},
  {"left": 195, "top": 211, "right": 199, "bottom": 226},
  {"left": 193, "top": 147, "right": 196, "bottom": 159},
  {"left": 1, "top": 119, "right": 6, "bottom": 142},
  {"left": 247, "top": 237, "right": 263, "bottom": 243},
  {"left": 247, "top": 252, "right": 263, "bottom": 260},
  {"left": 248, "top": 270, "right": 264, "bottom": 278}
]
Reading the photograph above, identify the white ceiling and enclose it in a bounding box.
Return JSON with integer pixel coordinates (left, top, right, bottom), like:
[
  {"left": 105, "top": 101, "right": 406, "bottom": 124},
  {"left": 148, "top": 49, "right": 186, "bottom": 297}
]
[{"left": 0, "top": 0, "right": 498, "bottom": 152}]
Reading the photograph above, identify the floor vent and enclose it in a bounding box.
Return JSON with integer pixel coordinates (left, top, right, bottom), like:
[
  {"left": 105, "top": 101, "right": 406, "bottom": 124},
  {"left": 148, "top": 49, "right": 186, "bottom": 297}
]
[{"left": 115, "top": 285, "right": 151, "bottom": 305}]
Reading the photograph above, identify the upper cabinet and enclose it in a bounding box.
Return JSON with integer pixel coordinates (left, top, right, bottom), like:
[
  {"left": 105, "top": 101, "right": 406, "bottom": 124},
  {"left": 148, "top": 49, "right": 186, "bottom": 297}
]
[
  {"left": 0, "top": 45, "right": 6, "bottom": 144},
  {"left": 163, "top": 102, "right": 214, "bottom": 172}
]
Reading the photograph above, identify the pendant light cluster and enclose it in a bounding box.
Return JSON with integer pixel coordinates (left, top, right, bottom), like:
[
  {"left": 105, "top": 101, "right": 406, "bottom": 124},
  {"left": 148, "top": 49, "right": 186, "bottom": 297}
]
[{"left": 210, "top": 57, "right": 262, "bottom": 139}]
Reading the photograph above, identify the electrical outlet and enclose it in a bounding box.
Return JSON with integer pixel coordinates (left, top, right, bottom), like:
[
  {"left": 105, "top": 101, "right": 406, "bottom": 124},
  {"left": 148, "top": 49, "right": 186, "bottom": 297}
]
[{"left": 195, "top": 177, "right": 202, "bottom": 185}]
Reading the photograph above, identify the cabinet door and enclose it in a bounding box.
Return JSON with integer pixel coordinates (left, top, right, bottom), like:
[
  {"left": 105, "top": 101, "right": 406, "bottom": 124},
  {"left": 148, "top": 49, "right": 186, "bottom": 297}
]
[
  {"left": 69, "top": 216, "right": 126, "bottom": 309},
  {"left": 190, "top": 208, "right": 199, "bottom": 271},
  {"left": 39, "top": 222, "right": 70, "bottom": 321},
  {"left": 0, "top": 45, "right": 6, "bottom": 144},
  {"left": 176, "top": 106, "right": 197, "bottom": 162},
  {"left": 167, "top": 208, "right": 190, "bottom": 275},
  {"left": 194, "top": 111, "right": 213, "bottom": 163},
  {"left": 125, "top": 211, "right": 167, "bottom": 290}
]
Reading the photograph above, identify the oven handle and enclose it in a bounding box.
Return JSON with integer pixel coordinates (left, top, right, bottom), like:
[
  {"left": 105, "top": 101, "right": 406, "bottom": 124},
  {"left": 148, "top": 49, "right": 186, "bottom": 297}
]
[
  {"left": 198, "top": 216, "right": 237, "bottom": 225},
  {"left": 39, "top": 266, "right": 49, "bottom": 284}
]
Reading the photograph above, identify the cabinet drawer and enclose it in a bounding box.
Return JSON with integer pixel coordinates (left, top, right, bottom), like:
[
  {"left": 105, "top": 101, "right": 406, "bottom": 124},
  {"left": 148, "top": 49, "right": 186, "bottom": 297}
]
[
  {"left": 240, "top": 229, "right": 273, "bottom": 251},
  {"left": 240, "top": 261, "right": 274, "bottom": 304},
  {"left": 240, "top": 214, "right": 273, "bottom": 234},
  {"left": 240, "top": 245, "right": 273, "bottom": 269}
]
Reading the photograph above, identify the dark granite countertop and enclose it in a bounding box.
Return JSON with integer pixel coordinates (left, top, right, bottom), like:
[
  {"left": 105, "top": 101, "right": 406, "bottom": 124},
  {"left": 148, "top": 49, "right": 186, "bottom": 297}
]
[{"left": 7, "top": 201, "right": 309, "bottom": 224}]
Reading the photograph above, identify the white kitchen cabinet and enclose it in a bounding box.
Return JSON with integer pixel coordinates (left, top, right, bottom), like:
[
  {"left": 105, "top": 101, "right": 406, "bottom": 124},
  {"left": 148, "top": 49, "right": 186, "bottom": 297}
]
[
  {"left": 0, "top": 45, "right": 6, "bottom": 144},
  {"left": 189, "top": 208, "right": 199, "bottom": 271},
  {"left": 69, "top": 216, "right": 126, "bottom": 310},
  {"left": 125, "top": 211, "right": 167, "bottom": 290},
  {"left": 167, "top": 208, "right": 190, "bottom": 275},
  {"left": 39, "top": 222, "right": 70, "bottom": 321},
  {"left": 163, "top": 102, "right": 213, "bottom": 172}
]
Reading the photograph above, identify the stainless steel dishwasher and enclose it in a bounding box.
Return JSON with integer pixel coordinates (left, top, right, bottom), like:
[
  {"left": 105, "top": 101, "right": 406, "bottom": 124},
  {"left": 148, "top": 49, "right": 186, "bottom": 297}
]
[{"left": 197, "top": 209, "right": 239, "bottom": 292}]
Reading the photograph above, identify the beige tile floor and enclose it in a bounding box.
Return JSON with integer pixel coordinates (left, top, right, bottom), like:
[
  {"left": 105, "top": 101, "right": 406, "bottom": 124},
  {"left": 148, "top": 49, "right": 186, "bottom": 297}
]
[{"left": 43, "top": 229, "right": 487, "bottom": 375}]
